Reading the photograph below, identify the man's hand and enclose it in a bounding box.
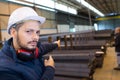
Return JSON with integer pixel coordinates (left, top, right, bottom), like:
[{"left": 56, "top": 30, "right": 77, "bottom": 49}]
[
  {"left": 54, "top": 40, "right": 60, "bottom": 48},
  {"left": 44, "top": 55, "right": 55, "bottom": 68}
]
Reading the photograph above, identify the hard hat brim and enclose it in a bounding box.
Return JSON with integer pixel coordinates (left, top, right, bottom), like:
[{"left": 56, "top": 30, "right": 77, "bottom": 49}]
[{"left": 8, "top": 16, "right": 46, "bottom": 34}]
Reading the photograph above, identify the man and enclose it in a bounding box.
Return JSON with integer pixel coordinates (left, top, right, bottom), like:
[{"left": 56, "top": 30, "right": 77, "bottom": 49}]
[
  {"left": 114, "top": 27, "right": 120, "bottom": 70},
  {"left": 0, "top": 7, "right": 60, "bottom": 80}
]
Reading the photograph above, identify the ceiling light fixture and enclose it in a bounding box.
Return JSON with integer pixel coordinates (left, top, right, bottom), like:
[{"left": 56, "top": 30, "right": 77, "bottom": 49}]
[{"left": 76, "top": 0, "right": 104, "bottom": 17}]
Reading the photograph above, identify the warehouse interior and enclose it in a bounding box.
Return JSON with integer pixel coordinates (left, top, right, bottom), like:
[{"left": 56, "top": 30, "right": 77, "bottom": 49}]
[{"left": 0, "top": 0, "right": 120, "bottom": 80}]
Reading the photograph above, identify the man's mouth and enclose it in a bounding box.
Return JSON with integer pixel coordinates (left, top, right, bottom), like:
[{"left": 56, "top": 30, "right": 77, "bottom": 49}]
[{"left": 29, "top": 41, "right": 37, "bottom": 46}]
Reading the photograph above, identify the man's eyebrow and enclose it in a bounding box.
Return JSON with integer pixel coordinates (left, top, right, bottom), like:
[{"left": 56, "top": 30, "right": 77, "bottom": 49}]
[{"left": 25, "top": 28, "right": 40, "bottom": 31}]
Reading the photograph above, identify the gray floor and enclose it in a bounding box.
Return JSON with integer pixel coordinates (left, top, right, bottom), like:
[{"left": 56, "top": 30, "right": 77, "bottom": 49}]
[{"left": 94, "top": 47, "right": 120, "bottom": 80}]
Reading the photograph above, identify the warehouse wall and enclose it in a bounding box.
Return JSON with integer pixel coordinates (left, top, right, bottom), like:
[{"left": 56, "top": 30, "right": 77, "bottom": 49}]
[
  {"left": 56, "top": 11, "right": 94, "bottom": 32},
  {"left": 96, "top": 15, "right": 120, "bottom": 30},
  {"left": 0, "top": 1, "right": 57, "bottom": 41}
]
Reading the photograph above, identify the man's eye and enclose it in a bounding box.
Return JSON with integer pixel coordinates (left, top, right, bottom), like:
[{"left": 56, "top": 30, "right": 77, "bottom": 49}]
[
  {"left": 26, "top": 31, "right": 30, "bottom": 33},
  {"left": 26, "top": 31, "right": 32, "bottom": 34},
  {"left": 36, "top": 31, "right": 40, "bottom": 35}
]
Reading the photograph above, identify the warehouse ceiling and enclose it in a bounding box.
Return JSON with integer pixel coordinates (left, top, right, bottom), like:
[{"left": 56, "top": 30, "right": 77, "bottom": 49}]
[
  {"left": 6, "top": 0, "right": 120, "bottom": 18},
  {"left": 59, "top": 0, "right": 120, "bottom": 18},
  {"left": 85, "top": 0, "right": 120, "bottom": 16}
]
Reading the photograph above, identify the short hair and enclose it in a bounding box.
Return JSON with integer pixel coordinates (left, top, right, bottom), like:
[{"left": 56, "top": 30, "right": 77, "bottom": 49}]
[{"left": 10, "top": 21, "right": 24, "bottom": 33}]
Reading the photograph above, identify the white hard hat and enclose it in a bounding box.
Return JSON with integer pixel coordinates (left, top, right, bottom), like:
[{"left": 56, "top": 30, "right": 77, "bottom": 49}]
[{"left": 7, "top": 7, "right": 46, "bottom": 34}]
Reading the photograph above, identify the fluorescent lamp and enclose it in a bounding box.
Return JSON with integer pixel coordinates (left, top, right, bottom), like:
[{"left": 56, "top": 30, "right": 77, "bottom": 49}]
[
  {"left": 68, "top": 7, "right": 77, "bottom": 15},
  {"left": 25, "top": 0, "right": 55, "bottom": 8},
  {"left": 76, "top": 0, "right": 104, "bottom": 16},
  {"left": 7, "top": 0, "right": 34, "bottom": 6},
  {"left": 36, "top": 6, "right": 56, "bottom": 12}
]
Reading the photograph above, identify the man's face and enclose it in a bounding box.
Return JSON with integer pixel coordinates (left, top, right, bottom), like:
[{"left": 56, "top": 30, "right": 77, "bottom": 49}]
[{"left": 14, "top": 20, "right": 40, "bottom": 51}]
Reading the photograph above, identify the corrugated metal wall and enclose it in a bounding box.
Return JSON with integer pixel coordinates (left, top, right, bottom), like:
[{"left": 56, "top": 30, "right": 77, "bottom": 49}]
[{"left": 96, "top": 16, "right": 120, "bottom": 30}]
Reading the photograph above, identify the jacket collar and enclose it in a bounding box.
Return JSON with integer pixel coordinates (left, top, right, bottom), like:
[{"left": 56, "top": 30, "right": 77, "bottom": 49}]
[
  {"left": 1, "top": 38, "right": 18, "bottom": 62},
  {"left": 1, "top": 38, "right": 42, "bottom": 62}
]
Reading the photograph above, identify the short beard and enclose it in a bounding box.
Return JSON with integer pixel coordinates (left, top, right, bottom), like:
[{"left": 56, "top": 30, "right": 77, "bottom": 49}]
[{"left": 16, "top": 33, "right": 36, "bottom": 51}]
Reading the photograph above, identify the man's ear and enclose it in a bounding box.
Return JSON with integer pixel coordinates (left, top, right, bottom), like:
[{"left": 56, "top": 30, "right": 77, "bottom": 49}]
[{"left": 10, "top": 28, "right": 17, "bottom": 38}]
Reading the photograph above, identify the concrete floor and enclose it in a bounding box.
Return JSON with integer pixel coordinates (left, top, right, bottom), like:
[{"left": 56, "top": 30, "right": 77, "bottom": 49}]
[{"left": 94, "top": 47, "right": 120, "bottom": 80}]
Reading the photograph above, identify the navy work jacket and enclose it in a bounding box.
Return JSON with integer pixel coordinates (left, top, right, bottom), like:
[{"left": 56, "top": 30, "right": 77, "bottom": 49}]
[{"left": 0, "top": 38, "right": 58, "bottom": 80}]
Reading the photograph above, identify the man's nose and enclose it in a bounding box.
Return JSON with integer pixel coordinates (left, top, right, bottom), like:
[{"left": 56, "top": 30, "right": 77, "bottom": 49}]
[{"left": 32, "top": 33, "right": 39, "bottom": 40}]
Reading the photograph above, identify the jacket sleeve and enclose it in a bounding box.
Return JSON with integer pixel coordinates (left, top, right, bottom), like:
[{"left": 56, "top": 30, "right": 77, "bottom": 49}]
[
  {"left": 0, "top": 71, "right": 23, "bottom": 80},
  {"left": 38, "top": 43, "right": 58, "bottom": 56},
  {"left": 40, "top": 66, "right": 55, "bottom": 80},
  {"left": 115, "top": 34, "right": 120, "bottom": 46}
]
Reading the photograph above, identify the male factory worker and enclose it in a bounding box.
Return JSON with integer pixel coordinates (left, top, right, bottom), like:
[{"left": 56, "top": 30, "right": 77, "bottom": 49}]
[
  {"left": 114, "top": 27, "right": 120, "bottom": 70},
  {"left": 0, "top": 7, "right": 60, "bottom": 80}
]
